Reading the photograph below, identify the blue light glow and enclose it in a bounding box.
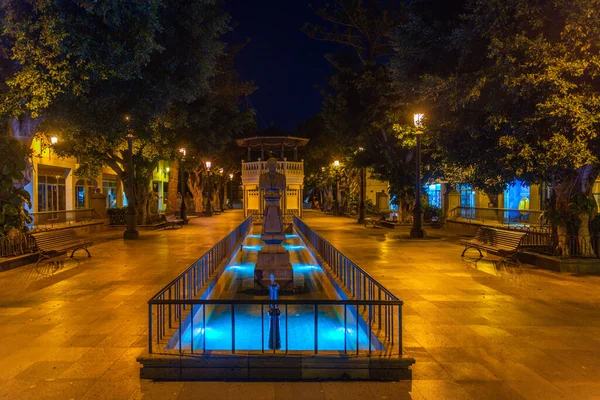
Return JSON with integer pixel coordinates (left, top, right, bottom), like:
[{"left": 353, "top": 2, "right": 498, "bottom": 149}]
[
  {"left": 168, "top": 228, "right": 381, "bottom": 352},
  {"left": 283, "top": 244, "right": 306, "bottom": 251},
  {"left": 227, "top": 264, "right": 255, "bottom": 273},
  {"left": 293, "top": 264, "right": 321, "bottom": 272},
  {"left": 242, "top": 245, "right": 263, "bottom": 251}
]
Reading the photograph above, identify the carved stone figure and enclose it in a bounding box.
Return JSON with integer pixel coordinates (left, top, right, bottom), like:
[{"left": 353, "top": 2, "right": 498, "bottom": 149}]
[{"left": 259, "top": 157, "right": 286, "bottom": 192}]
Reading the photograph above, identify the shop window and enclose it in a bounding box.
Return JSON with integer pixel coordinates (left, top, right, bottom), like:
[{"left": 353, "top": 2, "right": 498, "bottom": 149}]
[
  {"left": 103, "top": 178, "right": 118, "bottom": 208},
  {"left": 426, "top": 184, "right": 442, "bottom": 208},
  {"left": 75, "top": 179, "right": 97, "bottom": 209},
  {"left": 458, "top": 184, "right": 475, "bottom": 218},
  {"left": 37, "top": 174, "right": 66, "bottom": 212}
]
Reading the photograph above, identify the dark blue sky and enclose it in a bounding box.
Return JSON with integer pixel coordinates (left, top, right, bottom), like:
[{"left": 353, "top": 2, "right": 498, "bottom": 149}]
[{"left": 224, "top": 0, "right": 338, "bottom": 132}]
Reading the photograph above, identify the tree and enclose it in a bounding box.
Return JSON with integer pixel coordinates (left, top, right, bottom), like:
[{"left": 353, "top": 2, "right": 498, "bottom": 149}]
[
  {"left": 170, "top": 42, "right": 256, "bottom": 214},
  {"left": 0, "top": 0, "right": 162, "bottom": 127},
  {"left": 42, "top": 0, "right": 230, "bottom": 224},
  {"left": 0, "top": 135, "right": 32, "bottom": 235},
  {"left": 391, "top": 0, "right": 600, "bottom": 255},
  {"left": 303, "top": 0, "right": 405, "bottom": 68}
]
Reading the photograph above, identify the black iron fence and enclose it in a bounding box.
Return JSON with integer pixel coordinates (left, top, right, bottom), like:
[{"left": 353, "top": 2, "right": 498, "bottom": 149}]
[
  {"left": 294, "top": 216, "right": 401, "bottom": 305},
  {"left": 30, "top": 208, "right": 96, "bottom": 228},
  {"left": 450, "top": 206, "right": 547, "bottom": 228},
  {"left": 146, "top": 216, "right": 404, "bottom": 358},
  {"left": 522, "top": 232, "right": 600, "bottom": 258},
  {"left": 0, "top": 232, "right": 37, "bottom": 258}
]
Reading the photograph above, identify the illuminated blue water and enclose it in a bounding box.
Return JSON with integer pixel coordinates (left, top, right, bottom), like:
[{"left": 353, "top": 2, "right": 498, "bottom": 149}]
[{"left": 171, "top": 230, "right": 379, "bottom": 352}]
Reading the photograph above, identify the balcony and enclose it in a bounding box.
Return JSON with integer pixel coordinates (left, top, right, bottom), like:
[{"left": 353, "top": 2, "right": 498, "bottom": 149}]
[{"left": 241, "top": 160, "right": 304, "bottom": 186}]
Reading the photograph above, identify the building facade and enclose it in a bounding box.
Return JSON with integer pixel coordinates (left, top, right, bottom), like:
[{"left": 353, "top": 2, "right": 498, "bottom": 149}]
[{"left": 24, "top": 137, "right": 171, "bottom": 226}]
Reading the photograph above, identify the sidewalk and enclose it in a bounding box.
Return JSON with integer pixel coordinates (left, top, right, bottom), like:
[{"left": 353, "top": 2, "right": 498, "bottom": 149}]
[
  {"left": 303, "top": 211, "right": 600, "bottom": 399},
  {"left": 0, "top": 210, "right": 598, "bottom": 399},
  {"left": 0, "top": 212, "right": 249, "bottom": 400}
]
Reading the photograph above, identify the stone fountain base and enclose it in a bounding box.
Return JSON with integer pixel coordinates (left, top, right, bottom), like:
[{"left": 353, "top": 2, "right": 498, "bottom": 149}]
[{"left": 254, "top": 244, "right": 293, "bottom": 293}]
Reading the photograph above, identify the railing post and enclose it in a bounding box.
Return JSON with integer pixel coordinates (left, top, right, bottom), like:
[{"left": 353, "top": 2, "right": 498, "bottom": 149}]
[
  {"left": 314, "top": 304, "right": 318, "bottom": 354},
  {"left": 148, "top": 303, "right": 153, "bottom": 354},
  {"left": 232, "top": 304, "right": 236, "bottom": 354},
  {"left": 398, "top": 305, "right": 402, "bottom": 356},
  {"left": 344, "top": 304, "right": 347, "bottom": 354}
]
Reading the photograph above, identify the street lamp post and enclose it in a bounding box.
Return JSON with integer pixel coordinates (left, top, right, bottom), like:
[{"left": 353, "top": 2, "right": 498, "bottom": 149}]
[
  {"left": 410, "top": 113, "right": 426, "bottom": 238},
  {"left": 179, "top": 148, "right": 187, "bottom": 222},
  {"left": 333, "top": 160, "right": 341, "bottom": 215},
  {"left": 205, "top": 161, "right": 212, "bottom": 217},
  {"left": 357, "top": 147, "right": 366, "bottom": 224},
  {"left": 228, "top": 173, "right": 234, "bottom": 209},
  {"left": 123, "top": 128, "right": 139, "bottom": 240}
]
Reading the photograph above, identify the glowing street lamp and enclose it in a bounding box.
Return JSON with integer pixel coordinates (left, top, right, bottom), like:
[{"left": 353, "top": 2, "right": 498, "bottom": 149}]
[
  {"left": 410, "top": 113, "right": 426, "bottom": 238},
  {"left": 123, "top": 128, "right": 139, "bottom": 240},
  {"left": 50, "top": 136, "right": 58, "bottom": 144},
  {"left": 228, "top": 173, "right": 234, "bottom": 209},
  {"left": 206, "top": 160, "right": 212, "bottom": 217},
  {"left": 333, "top": 160, "right": 341, "bottom": 215}
]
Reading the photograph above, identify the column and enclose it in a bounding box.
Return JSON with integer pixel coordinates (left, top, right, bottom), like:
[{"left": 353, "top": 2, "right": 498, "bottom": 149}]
[
  {"left": 65, "top": 168, "right": 74, "bottom": 210},
  {"left": 243, "top": 186, "right": 247, "bottom": 218}
]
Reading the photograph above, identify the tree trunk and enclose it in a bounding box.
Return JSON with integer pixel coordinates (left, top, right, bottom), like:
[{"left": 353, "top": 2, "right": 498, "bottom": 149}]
[
  {"left": 552, "top": 165, "right": 599, "bottom": 257},
  {"left": 188, "top": 166, "right": 206, "bottom": 214},
  {"left": 166, "top": 160, "right": 179, "bottom": 214},
  {"left": 553, "top": 178, "right": 574, "bottom": 257},
  {"left": 577, "top": 165, "right": 599, "bottom": 257}
]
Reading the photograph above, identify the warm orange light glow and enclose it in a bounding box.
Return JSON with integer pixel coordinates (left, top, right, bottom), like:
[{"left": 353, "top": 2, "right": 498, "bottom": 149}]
[
  {"left": 50, "top": 136, "right": 58, "bottom": 144},
  {"left": 414, "top": 113, "right": 424, "bottom": 128},
  {"left": 229, "top": 173, "right": 234, "bottom": 179}
]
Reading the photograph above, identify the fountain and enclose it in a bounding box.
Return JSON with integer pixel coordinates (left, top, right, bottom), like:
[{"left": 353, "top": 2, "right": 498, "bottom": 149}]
[
  {"left": 253, "top": 157, "right": 294, "bottom": 293},
  {"left": 138, "top": 159, "right": 414, "bottom": 381}
]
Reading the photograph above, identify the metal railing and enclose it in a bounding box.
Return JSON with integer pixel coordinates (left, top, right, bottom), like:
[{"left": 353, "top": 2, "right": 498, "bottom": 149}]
[
  {"left": 450, "top": 206, "right": 547, "bottom": 228},
  {"left": 294, "top": 216, "right": 404, "bottom": 356},
  {"left": 146, "top": 216, "right": 404, "bottom": 358},
  {"left": 522, "top": 233, "right": 600, "bottom": 258},
  {"left": 0, "top": 232, "right": 37, "bottom": 258},
  {"left": 30, "top": 209, "right": 96, "bottom": 228}
]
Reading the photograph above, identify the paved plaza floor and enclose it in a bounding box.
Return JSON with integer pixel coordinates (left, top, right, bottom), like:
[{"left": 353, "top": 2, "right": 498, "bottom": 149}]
[{"left": 0, "top": 210, "right": 599, "bottom": 399}]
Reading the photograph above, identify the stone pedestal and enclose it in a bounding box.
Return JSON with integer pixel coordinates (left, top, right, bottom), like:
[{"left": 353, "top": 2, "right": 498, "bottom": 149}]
[
  {"left": 254, "top": 244, "right": 293, "bottom": 292},
  {"left": 254, "top": 192, "right": 294, "bottom": 293},
  {"left": 90, "top": 190, "right": 107, "bottom": 219}
]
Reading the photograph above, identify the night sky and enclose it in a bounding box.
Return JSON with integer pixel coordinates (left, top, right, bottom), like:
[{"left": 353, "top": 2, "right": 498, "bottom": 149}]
[{"left": 223, "top": 0, "right": 339, "bottom": 132}]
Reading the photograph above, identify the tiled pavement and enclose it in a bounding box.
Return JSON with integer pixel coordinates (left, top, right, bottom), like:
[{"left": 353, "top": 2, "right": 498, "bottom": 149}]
[
  {"left": 302, "top": 212, "right": 600, "bottom": 399},
  {"left": 0, "top": 210, "right": 598, "bottom": 399}
]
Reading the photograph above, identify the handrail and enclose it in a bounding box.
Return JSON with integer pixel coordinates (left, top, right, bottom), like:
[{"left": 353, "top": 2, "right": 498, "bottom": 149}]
[
  {"left": 30, "top": 208, "right": 94, "bottom": 216},
  {"left": 294, "top": 216, "right": 399, "bottom": 301},
  {"left": 149, "top": 216, "right": 252, "bottom": 300},
  {"left": 146, "top": 215, "right": 404, "bottom": 357},
  {"left": 149, "top": 299, "right": 403, "bottom": 305}
]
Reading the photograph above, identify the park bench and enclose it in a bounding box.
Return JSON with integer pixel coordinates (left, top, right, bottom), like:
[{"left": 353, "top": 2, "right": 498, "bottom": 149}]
[
  {"left": 164, "top": 214, "right": 185, "bottom": 229},
  {"left": 212, "top": 206, "right": 222, "bottom": 215},
  {"left": 364, "top": 214, "right": 385, "bottom": 227},
  {"left": 32, "top": 229, "right": 92, "bottom": 265},
  {"left": 460, "top": 226, "right": 527, "bottom": 262}
]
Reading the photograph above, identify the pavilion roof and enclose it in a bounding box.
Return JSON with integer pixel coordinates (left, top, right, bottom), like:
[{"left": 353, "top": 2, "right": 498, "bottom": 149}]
[{"left": 235, "top": 136, "right": 309, "bottom": 150}]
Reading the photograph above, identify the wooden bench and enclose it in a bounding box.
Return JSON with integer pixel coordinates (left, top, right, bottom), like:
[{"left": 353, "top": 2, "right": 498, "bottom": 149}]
[
  {"left": 212, "top": 206, "right": 222, "bottom": 215},
  {"left": 164, "top": 214, "right": 185, "bottom": 228},
  {"left": 32, "top": 229, "right": 92, "bottom": 265},
  {"left": 460, "top": 226, "right": 527, "bottom": 261},
  {"left": 364, "top": 215, "right": 385, "bottom": 227}
]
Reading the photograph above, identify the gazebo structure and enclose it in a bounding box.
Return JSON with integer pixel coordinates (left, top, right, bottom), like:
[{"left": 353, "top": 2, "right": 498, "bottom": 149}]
[{"left": 236, "top": 136, "right": 309, "bottom": 220}]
